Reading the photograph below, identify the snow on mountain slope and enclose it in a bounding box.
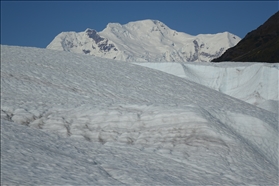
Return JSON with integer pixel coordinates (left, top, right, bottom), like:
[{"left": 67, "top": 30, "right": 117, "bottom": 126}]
[
  {"left": 1, "top": 45, "right": 278, "bottom": 185},
  {"left": 46, "top": 19, "right": 241, "bottom": 62},
  {"left": 136, "top": 62, "right": 279, "bottom": 113}
]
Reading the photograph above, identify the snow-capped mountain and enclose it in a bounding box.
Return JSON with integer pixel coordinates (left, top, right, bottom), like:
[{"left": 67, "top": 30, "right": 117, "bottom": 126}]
[{"left": 46, "top": 19, "right": 241, "bottom": 62}]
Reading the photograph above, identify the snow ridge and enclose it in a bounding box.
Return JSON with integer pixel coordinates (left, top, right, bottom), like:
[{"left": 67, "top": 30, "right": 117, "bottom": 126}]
[{"left": 46, "top": 19, "right": 241, "bottom": 62}]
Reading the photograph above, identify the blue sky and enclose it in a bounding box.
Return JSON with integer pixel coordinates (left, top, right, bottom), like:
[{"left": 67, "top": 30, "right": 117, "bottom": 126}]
[{"left": 1, "top": 1, "right": 278, "bottom": 48}]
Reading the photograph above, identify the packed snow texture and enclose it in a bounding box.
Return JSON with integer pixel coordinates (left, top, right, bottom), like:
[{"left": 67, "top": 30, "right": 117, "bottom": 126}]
[
  {"left": 1, "top": 45, "right": 278, "bottom": 185},
  {"left": 46, "top": 19, "right": 241, "bottom": 62},
  {"left": 135, "top": 62, "right": 279, "bottom": 113}
]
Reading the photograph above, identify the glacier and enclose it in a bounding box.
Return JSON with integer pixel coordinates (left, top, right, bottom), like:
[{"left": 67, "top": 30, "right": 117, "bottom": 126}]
[
  {"left": 1, "top": 45, "right": 278, "bottom": 185},
  {"left": 135, "top": 62, "right": 279, "bottom": 113}
]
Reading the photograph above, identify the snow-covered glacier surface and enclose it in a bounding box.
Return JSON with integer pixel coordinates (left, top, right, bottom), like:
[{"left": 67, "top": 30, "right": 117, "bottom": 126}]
[
  {"left": 136, "top": 62, "right": 279, "bottom": 113},
  {"left": 1, "top": 45, "right": 278, "bottom": 185}
]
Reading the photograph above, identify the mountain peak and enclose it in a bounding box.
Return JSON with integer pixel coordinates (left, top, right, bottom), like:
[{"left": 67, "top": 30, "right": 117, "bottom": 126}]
[
  {"left": 85, "top": 28, "right": 95, "bottom": 32},
  {"left": 123, "top": 19, "right": 169, "bottom": 30},
  {"left": 124, "top": 19, "right": 161, "bottom": 25},
  {"left": 106, "top": 22, "right": 122, "bottom": 28}
]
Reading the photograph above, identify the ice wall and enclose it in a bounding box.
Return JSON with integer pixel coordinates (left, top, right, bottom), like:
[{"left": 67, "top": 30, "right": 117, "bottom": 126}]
[{"left": 136, "top": 62, "right": 279, "bottom": 113}]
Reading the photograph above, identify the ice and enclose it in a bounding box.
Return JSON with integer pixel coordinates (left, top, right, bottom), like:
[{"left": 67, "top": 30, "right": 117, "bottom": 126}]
[
  {"left": 136, "top": 62, "right": 279, "bottom": 113},
  {"left": 1, "top": 45, "right": 278, "bottom": 185}
]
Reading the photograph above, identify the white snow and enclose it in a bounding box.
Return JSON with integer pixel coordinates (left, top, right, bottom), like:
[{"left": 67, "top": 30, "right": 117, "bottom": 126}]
[
  {"left": 1, "top": 45, "right": 278, "bottom": 185},
  {"left": 46, "top": 19, "right": 241, "bottom": 62}
]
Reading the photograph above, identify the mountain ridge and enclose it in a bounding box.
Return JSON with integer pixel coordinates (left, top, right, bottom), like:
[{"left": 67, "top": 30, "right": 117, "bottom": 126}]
[
  {"left": 212, "top": 11, "right": 279, "bottom": 62},
  {"left": 46, "top": 19, "right": 241, "bottom": 62}
]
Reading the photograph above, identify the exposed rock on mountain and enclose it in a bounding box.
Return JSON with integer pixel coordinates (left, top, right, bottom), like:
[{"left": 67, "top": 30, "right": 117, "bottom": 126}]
[{"left": 212, "top": 11, "right": 279, "bottom": 63}]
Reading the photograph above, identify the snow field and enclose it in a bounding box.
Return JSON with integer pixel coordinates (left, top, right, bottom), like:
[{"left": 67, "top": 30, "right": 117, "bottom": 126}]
[{"left": 1, "top": 45, "right": 278, "bottom": 185}]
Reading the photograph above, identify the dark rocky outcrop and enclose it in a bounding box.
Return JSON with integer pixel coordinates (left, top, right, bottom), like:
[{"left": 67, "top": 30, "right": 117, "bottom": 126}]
[
  {"left": 212, "top": 11, "right": 279, "bottom": 63},
  {"left": 86, "top": 29, "right": 104, "bottom": 44}
]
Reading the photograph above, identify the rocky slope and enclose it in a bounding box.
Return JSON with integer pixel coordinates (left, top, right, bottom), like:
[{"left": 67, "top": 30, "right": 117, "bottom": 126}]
[{"left": 212, "top": 11, "right": 279, "bottom": 63}]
